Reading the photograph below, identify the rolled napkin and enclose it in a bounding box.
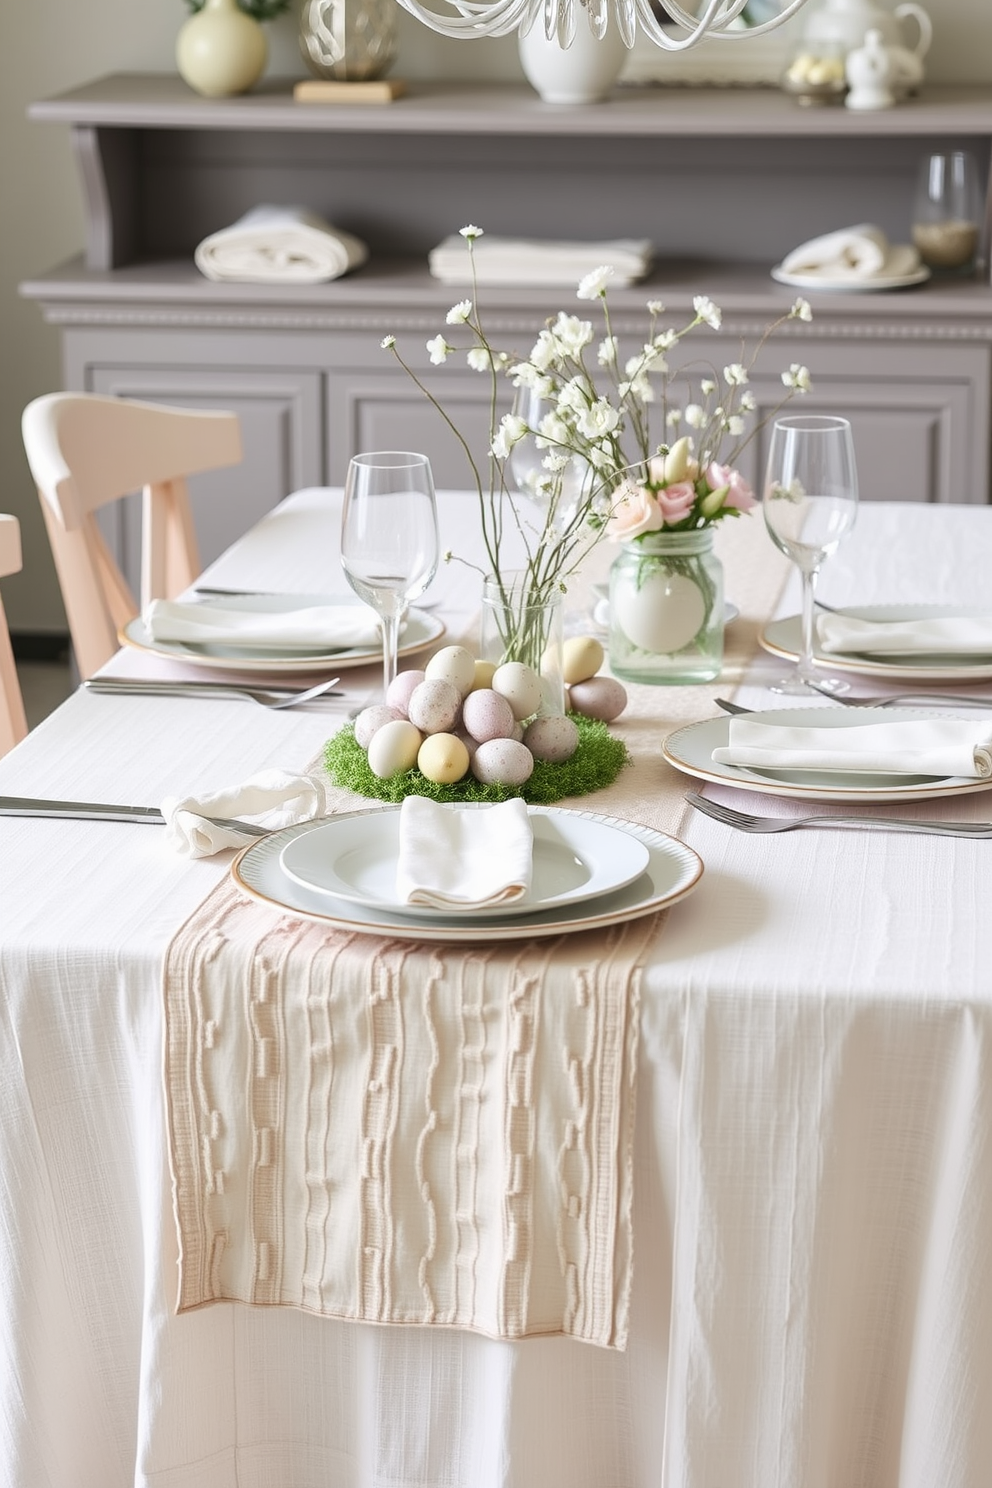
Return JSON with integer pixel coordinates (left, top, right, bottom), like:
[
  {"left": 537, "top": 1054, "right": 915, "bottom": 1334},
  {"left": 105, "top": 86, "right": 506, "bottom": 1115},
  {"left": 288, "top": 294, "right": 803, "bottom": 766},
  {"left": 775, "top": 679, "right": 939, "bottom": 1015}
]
[
  {"left": 779, "top": 223, "right": 920, "bottom": 282},
  {"left": 194, "top": 205, "right": 369, "bottom": 284},
  {"left": 162, "top": 770, "right": 328, "bottom": 857},
  {"left": 428, "top": 234, "right": 652, "bottom": 287},
  {"left": 145, "top": 598, "right": 382, "bottom": 650},
  {"left": 396, "top": 796, "right": 534, "bottom": 909},
  {"left": 818, "top": 611, "right": 992, "bottom": 658},
  {"left": 712, "top": 716, "right": 992, "bottom": 778}
]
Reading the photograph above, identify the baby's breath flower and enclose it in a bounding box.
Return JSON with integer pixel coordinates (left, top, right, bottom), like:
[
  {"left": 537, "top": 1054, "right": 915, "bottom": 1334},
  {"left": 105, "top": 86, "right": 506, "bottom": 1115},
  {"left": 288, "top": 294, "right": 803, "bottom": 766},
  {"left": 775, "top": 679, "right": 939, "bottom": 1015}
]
[
  {"left": 380, "top": 334, "right": 396, "bottom": 349},
  {"left": 459, "top": 224, "right": 483, "bottom": 240},
  {"left": 426, "top": 335, "right": 452, "bottom": 365},
  {"left": 491, "top": 413, "right": 527, "bottom": 460},
  {"left": 724, "top": 363, "right": 748, "bottom": 386},
  {"left": 654, "top": 328, "right": 678, "bottom": 351},
  {"left": 684, "top": 403, "right": 705, "bottom": 429},
  {"left": 790, "top": 297, "right": 813, "bottom": 322},
  {"left": 699, "top": 379, "right": 716, "bottom": 396},
  {"left": 576, "top": 265, "right": 614, "bottom": 300},
  {"left": 446, "top": 299, "right": 472, "bottom": 325},
  {"left": 598, "top": 335, "right": 618, "bottom": 366},
  {"left": 666, "top": 408, "right": 683, "bottom": 427},
  {"left": 467, "top": 347, "right": 492, "bottom": 372},
  {"left": 551, "top": 313, "right": 594, "bottom": 357},
  {"left": 646, "top": 299, "right": 665, "bottom": 316},
  {"left": 727, "top": 415, "right": 746, "bottom": 436},
  {"left": 693, "top": 295, "right": 722, "bottom": 330},
  {"left": 577, "top": 399, "right": 621, "bottom": 439},
  {"left": 782, "top": 363, "right": 812, "bottom": 392}
]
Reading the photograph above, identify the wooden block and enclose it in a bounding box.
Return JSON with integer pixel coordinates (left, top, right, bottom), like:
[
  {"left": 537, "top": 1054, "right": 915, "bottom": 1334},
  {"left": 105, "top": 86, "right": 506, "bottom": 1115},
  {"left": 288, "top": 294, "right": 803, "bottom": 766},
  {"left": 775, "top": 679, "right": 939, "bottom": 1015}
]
[{"left": 293, "top": 78, "right": 407, "bottom": 104}]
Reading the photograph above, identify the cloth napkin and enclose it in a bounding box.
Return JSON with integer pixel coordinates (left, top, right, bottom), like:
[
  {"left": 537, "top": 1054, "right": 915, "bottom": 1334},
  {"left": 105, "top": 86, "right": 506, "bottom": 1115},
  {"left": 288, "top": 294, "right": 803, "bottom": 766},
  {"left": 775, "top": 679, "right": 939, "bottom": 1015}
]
[
  {"left": 395, "top": 796, "right": 534, "bottom": 908},
  {"left": 428, "top": 234, "right": 652, "bottom": 287},
  {"left": 779, "top": 223, "right": 921, "bottom": 282},
  {"left": 712, "top": 716, "right": 992, "bottom": 778},
  {"left": 145, "top": 598, "right": 382, "bottom": 650},
  {"left": 194, "top": 205, "right": 369, "bottom": 284},
  {"left": 162, "top": 769, "right": 328, "bottom": 857},
  {"left": 818, "top": 611, "right": 992, "bottom": 657}
]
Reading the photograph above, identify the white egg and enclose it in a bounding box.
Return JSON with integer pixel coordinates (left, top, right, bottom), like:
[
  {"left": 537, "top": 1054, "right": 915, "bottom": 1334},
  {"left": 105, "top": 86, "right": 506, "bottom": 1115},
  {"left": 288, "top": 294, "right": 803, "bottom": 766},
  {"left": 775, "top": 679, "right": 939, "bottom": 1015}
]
[
  {"left": 367, "top": 719, "right": 423, "bottom": 779},
  {"left": 407, "top": 677, "right": 462, "bottom": 735},
  {"left": 418, "top": 732, "right": 471, "bottom": 784},
  {"left": 461, "top": 688, "right": 516, "bottom": 744},
  {"left": 385, "top": 669, "right": 426, "bottom": 717},
  {"left": 523, "top": 715, "right": 579, "bottom": 763},
  {"left": 568, "top": 676, "right": 628, "bottom": 722},
  {"left": 353, "top": 704, "right": 403, "bottom": 750},
  {"left": 491, "top": 662, "right": 542, "bottom": 722},
  {"left": 425, "top": 645, "right": 477, "bottom": 698},
  {"left": 471, "top": 738, "right": 535, "bottom": 787},
  {"left": 561, "top": 634, "right": 604, "bottom": 685}
]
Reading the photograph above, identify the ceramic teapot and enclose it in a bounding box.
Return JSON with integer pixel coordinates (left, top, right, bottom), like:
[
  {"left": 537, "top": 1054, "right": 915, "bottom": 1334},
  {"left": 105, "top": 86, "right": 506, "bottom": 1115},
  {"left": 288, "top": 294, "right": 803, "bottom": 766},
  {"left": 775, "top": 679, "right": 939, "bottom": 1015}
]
[{"left": 804, "top": 0, "right": 932, "bottom": 61}]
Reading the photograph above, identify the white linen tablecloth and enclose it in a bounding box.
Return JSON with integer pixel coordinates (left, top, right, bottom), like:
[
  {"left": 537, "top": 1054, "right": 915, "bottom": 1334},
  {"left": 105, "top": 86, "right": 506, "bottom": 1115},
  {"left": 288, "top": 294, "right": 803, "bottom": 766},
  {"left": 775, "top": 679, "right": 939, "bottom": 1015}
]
[{"left": 2, "top": 490, "right": 992, "bottom": 1488}]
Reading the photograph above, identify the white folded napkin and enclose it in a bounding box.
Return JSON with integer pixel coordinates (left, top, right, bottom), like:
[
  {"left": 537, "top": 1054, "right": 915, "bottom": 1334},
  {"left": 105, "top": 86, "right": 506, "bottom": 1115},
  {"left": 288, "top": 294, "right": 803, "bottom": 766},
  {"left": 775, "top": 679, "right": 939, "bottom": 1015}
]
[
  {"left": 194, "top": 205, "right": 369, "bottom": 284},
  {"left": 162, "top": 770, "right": 328, "bottom": 857},
  {"left": 396, "top": 797, "right": 534, "bottom": 909},
  {"left": 428, "top": 234, "right": 652, "bottom": 286},
  {"left": 145, "top": 598, "right": 382, "bottom": 650},
  {"left": 712, "top": 716, "right": 992, "bottom": 778},
  {"left": 818, "top": 612, "right": 992, "bottom": 658},
  {"left": 779, "top": 223, "right": 920, "bottom": 282}
]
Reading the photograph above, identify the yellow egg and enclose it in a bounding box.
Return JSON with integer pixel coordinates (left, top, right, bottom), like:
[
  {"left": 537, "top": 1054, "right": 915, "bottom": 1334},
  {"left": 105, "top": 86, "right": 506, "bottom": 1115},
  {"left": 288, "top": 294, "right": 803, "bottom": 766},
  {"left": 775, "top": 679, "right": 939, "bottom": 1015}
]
[
  {"left": 561, "top": 635, "right": 605, "bottom": 686},
  {"left": 468, "top": 658, "right": 497, "bottom": 693},
  {"left": 417, "top": 732, "right": 471, "bottom": 784}
]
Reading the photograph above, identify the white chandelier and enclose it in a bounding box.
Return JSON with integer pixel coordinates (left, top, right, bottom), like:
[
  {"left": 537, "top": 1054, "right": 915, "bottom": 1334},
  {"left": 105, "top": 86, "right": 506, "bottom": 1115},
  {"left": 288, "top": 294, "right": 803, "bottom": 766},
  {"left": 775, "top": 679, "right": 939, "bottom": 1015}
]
[{"left": 391, "top": 0, "right": 812, "bottom": 50}]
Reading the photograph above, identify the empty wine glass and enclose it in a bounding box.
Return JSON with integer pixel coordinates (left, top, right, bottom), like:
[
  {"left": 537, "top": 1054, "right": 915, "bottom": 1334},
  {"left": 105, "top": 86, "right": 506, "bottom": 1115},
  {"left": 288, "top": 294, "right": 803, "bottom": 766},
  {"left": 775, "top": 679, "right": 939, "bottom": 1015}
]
[
  {"left": 763, "top": 414, "right": 859, "bottom": 696},
  {"left": 340, "top": 451, "right": 440, "bottom": 699}
]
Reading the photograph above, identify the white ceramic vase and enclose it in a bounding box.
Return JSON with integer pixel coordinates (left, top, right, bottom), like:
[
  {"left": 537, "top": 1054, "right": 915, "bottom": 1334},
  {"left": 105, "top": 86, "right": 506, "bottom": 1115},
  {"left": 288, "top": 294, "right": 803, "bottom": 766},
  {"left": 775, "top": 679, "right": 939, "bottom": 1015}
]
[
  {"left": 519, "top": 21, "right": 627, "bottom": 105},
  {"left": 176, "top": 0, "right": 268, "bottom": 98}
]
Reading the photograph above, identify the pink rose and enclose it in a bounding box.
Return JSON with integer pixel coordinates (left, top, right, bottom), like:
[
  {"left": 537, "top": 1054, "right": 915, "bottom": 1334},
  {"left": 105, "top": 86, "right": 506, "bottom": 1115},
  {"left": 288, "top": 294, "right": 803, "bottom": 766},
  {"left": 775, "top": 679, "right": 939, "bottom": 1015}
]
[
  {"left": 706, "top": 461, "right": 756, "bottom": 512},
  {"left": 606, "top": 481, "right": 664, "bottom": 540},
  {"left": 656, "top": 480, "right": 697, "bottom": 524}
]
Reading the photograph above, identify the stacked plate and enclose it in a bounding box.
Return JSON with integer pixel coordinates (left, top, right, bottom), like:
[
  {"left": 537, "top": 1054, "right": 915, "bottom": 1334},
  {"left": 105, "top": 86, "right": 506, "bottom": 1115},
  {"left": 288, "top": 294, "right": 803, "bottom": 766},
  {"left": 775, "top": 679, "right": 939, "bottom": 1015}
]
[
  {"left": 232, "top": 803, "right": 704, "bottom": 943},
  {"left": 761, "top": 604, "right": 992, "bottom": 685}
]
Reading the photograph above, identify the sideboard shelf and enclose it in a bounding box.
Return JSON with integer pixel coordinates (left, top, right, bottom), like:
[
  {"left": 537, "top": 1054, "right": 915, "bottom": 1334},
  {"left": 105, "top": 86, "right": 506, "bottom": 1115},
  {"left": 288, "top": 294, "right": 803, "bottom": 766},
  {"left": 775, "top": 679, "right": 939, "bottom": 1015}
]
[{"left": 23, "top": 74, "right": 992, "bottom": 577}]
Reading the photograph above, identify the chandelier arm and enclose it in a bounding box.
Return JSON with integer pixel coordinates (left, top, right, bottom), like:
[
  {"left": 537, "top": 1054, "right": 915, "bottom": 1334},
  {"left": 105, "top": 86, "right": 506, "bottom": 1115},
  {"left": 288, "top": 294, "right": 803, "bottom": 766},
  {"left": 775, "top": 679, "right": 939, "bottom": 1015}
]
[{"left": 393, "top": 0, "right": 810, "bottom": 43}]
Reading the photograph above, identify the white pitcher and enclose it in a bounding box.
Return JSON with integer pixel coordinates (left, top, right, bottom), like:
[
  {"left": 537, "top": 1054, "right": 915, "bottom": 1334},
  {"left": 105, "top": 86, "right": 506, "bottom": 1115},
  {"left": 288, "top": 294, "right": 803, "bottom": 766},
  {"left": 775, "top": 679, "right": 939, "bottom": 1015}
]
[{"left": 804, "top": 0, "right": 932, "bottom": 62}]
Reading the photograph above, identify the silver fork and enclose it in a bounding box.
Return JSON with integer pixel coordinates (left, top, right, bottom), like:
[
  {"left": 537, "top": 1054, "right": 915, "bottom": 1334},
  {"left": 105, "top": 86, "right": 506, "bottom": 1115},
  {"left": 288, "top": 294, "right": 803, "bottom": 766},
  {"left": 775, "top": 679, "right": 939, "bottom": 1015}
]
[
  {"left": 83, "top": 676, "right": 342, "bottom": 710},
  {"left": 807, "top": 680, "right": 992, "bottom": 709},
  {"left": 685, "top": 791, "right": 992, "bottom": 838}
]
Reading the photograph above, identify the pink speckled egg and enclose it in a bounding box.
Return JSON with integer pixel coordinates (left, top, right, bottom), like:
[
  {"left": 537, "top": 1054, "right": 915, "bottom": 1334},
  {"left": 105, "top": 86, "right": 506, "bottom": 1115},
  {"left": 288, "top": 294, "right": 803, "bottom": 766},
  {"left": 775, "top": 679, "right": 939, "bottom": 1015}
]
[
  {"left": 385, "top": 669, "right": 426, "bottom": 717},
  {"left": 425, "top": 645, "right": 476, "bottom": 698},
  {"left": 491, "top": 662, "right": 543, "bottom": 722},
  {"left": 354, "top": 703, "right": 404, "bottom": 750},
  {"left": 461, "top": 688, "right": 517, "bottom": 744},
  {"left": 407, "top": 677, "right": 462, "bottom": 735},
  {"left": 523, "top": 715, "right": 579, "bottom": 763},
  {"left": 471, "top": 738, "right": 535, "bottom": 787},
  {"left": 568, "top": 676, "right": 628, "bottom": 722}
]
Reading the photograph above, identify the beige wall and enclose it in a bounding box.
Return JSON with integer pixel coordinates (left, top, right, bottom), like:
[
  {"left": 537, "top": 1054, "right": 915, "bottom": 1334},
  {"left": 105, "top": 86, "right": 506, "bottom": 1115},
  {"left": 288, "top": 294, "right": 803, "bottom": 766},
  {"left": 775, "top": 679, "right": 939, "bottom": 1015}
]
[{"left": 0, "top": 0, "right": 989, "bottom": 632}]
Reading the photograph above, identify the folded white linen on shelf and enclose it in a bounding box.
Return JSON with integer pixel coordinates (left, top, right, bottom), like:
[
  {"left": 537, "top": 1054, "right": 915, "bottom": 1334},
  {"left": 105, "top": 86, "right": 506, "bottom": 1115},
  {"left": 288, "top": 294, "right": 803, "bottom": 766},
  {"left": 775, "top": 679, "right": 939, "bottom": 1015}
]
[
  {"left": 712, "top": 716, "right": 992, "bottom": 778},
  {"left": 162, "top": 769, "right": 328, "bottom": 857},
  {"left": 194, "top": 205, "right": 369, "bottom": 283},
  {"left": 779, "top": 223, "right": 920, "bottom": 282},
  {"left": 395, "top": 796, "right": 534, "bottom": 908},
  {"left": 818, "top": 611, "right": 992, "bottom": 657},
  {"left": 428, "top": 234, "right": 653, "bottom": 286},
  {"left": 145, "top": 598, "right": 382, "bottom": 650}
]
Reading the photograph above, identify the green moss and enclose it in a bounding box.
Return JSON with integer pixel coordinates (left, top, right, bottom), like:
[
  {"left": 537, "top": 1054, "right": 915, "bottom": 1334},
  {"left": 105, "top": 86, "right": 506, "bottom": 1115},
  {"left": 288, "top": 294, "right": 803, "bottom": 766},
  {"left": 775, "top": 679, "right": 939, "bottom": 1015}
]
[{"left": 323, "top": 714, "right": 630, "bottom": 806}]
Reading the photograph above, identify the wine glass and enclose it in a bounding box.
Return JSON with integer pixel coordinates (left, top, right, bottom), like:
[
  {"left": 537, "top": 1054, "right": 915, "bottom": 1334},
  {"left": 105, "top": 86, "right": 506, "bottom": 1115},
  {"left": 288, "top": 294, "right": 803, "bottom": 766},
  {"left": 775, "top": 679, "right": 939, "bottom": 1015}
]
[
  {"left": 340, "top": 451, "right": 440, "bottom": 699},
  {"left": 762, "top": 414, "right": 859, "bottom": 696}
]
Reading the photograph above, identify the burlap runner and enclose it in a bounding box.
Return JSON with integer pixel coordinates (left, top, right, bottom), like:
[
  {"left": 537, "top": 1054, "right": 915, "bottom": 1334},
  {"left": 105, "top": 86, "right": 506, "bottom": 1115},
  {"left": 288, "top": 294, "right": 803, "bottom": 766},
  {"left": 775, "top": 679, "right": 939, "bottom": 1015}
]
[{"left": 164, "top": 517, "right": 789, "bottom": 1349}]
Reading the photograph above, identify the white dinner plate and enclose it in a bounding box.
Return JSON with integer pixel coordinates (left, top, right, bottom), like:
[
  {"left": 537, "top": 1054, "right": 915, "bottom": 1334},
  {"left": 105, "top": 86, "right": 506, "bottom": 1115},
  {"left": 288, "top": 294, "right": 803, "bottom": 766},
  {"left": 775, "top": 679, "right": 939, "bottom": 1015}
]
[
  {"left": 120, "top": 593, "right": 445, "bottom": 674},
  {"left": 762, "top": 606, "right": 992, "bottom": 684},
  {"left": 233, "top": 805, "right": 703, "bottom": 943},
  {"left": 771, "top": 265, "right": 931, "bottom": 293},
  {"left": 663, "top": 705, "right": 992, "bottom": 803},
  {"left": 278, "top": 807, "right": 651, "bottom": 918}
]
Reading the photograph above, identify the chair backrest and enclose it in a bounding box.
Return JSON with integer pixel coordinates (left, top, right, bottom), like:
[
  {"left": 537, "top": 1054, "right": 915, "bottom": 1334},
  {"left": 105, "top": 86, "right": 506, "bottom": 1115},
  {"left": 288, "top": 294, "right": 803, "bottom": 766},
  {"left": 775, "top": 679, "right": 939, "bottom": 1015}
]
[
  {"left": 21, "top": 393, "right": 243, "bottom": 679},
  {"left": 0, "top": 515, "right": 29, "bottom": 756}
]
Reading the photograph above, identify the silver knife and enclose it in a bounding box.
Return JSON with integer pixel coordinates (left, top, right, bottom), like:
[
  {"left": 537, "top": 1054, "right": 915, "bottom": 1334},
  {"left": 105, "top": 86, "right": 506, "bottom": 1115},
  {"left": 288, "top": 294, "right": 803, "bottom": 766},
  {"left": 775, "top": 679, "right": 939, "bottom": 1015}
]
[{"left": 0, "top": 797, "right": 267, "bottom": 834}]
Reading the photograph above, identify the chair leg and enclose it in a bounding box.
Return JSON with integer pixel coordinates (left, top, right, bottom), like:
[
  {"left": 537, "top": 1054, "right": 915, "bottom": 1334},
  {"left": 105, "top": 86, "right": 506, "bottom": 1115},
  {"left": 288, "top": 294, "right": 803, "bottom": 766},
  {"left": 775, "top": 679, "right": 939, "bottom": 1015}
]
[{"left": 0, "top": 595, "right": 28, "bottom": 755}]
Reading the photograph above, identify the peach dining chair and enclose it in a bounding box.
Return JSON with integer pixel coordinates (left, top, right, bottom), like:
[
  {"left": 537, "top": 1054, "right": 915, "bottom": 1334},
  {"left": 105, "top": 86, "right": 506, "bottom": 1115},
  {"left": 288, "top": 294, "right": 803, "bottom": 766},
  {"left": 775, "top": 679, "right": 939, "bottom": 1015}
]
[
  {"left": 0, "top": 514, "right": 29, "bottom": 756},
  {"left": 21, "top": 393, "right": 243, "bottom": 679}
]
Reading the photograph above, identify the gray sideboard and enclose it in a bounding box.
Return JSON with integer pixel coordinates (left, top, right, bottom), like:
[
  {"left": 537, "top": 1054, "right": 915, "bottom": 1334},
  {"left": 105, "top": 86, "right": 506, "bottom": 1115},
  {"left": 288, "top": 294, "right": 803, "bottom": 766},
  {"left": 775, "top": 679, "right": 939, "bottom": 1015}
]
[{"left": 22, "top": 75, "right": 992, "bottom": 579}]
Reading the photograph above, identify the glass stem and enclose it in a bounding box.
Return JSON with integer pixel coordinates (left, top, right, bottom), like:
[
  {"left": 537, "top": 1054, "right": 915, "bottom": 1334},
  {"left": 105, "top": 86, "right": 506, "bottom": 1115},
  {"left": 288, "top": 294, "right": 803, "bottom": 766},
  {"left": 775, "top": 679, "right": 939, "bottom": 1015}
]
[
  {"left": 797, "top": 566, "right": 819, "bottom": 683},
  {"left": 380, "top": 611, "right": 401, "bottom": 700}
]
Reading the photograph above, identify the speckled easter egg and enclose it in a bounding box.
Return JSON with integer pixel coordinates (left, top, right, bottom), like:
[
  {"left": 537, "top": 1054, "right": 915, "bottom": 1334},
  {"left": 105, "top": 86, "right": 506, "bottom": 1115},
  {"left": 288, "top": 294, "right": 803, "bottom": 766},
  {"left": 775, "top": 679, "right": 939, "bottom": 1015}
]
[
  {"left": 471, "top": 738, "right": 535, "bottom": 787},
  {"left": 385, "top": 669, "right": 426, "bottom": 717},
  {"left": 353, "top": 704, "right": 404, "bottom": 750},
  {"left": 417, "top": 732, "right": 471, "bottom": 784},
  {"left": 367, "top": 719, "right": 423, "bottom": 779},
  {"left": 491, "top": 662, "right": 542, "bottom": 722},
  {"left": 461, "top": 688, "right": 517, "bottom": 744},
  {"left": 468, "top": 659, "right": 497, "bottom": 693},
  {"left": 568, "top": 676, "right": 628, "bottom": 722},
  {"left": 425, "top": 645, "right": 476, "bottom": 698},
  {"left": 562, "top": 634, "right": 604, "bottom": 685},
  {"left": 407, "top": 677, "right": 462, "bottom": 735},
  {"left": 523, "top": 715, "right": 579, "bottom": 763}
]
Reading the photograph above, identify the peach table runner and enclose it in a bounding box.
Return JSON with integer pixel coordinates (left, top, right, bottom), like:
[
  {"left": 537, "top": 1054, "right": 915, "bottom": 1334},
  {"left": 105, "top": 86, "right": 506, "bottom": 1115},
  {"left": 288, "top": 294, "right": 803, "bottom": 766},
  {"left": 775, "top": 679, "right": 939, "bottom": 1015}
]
[{"left": 164, "top": 517, "right": 789, "bottom": 1349}]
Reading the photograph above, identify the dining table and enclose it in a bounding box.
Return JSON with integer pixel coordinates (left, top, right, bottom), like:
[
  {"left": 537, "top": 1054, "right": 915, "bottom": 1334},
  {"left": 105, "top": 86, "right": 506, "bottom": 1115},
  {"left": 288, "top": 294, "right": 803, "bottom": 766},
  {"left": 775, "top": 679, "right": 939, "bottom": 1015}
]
[{"left": 2, "top": 485, "right": 992, "bottom": 1488}]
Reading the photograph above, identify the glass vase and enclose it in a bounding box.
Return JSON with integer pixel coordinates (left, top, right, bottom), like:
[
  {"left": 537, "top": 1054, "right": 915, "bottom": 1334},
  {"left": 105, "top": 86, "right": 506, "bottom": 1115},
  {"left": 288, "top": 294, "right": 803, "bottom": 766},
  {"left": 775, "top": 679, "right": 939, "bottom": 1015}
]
[
  {"left": 479, "top": 571, "right": 565, "bottom": 717},
  {"left": 299, "top": 0, "right": 397, "bottom": 82},
  {"left": 608, "top": 529, "right": 724, "bottom": 685}
]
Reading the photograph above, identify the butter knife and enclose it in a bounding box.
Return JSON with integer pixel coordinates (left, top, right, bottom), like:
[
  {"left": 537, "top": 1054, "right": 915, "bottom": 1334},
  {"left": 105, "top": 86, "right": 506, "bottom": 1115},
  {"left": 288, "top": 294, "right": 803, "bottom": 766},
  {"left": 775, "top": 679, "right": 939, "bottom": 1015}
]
[{"left": 0, "top": 796, "right": 266, "bottom": 834}]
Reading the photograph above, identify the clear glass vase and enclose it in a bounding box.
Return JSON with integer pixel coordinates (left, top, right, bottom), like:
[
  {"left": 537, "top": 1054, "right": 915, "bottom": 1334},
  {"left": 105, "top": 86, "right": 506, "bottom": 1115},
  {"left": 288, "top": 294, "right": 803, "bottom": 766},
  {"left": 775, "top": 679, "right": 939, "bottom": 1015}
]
[
  {"left": 479, "top": 571, "right": 565, "bottom": 717},
  {"left": 608, "top": 529, "right": 724, "bottom": 685}
]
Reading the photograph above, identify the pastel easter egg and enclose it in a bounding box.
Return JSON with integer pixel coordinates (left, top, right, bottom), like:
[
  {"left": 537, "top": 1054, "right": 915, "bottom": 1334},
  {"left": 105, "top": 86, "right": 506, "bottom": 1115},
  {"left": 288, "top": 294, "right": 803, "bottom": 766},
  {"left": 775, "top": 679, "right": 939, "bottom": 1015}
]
[
  {"left": 407, "top": 677, "right": 462, "bottom": 735},
  {"left": 471, "top": 738, "right": 535, "bottom": 787},
  {"left": 523, "top": 715, "right": 579, "bottom": 763},
  {"left": 461, "top": 688, "right": 517, "bottom": 744},
  {"left": 418, "top": 732, "right": 471, "bottom": 784},
  {"left": 468, "top": 659, "right": 497, "bottom": 693},
  {"left": 385, "top": 669, "right": 426, "bottom": 717},
  {"left": 561, "top": 634, "right": 604, "bottom": 685},
  {"left": 367, "top": 719, "right": 423, "bottom": 779},
  {"left": 425, "top": 645, "right": 476, "bottom": 698},
  {"left": 568, "top": 676, "right": 628, "bottom": 722},
  {"left": 491, "top": 662, "right": 542, "bottom": 722},
  {"left": 354, "top": 704, "right": 403, "bottom": 750}
]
